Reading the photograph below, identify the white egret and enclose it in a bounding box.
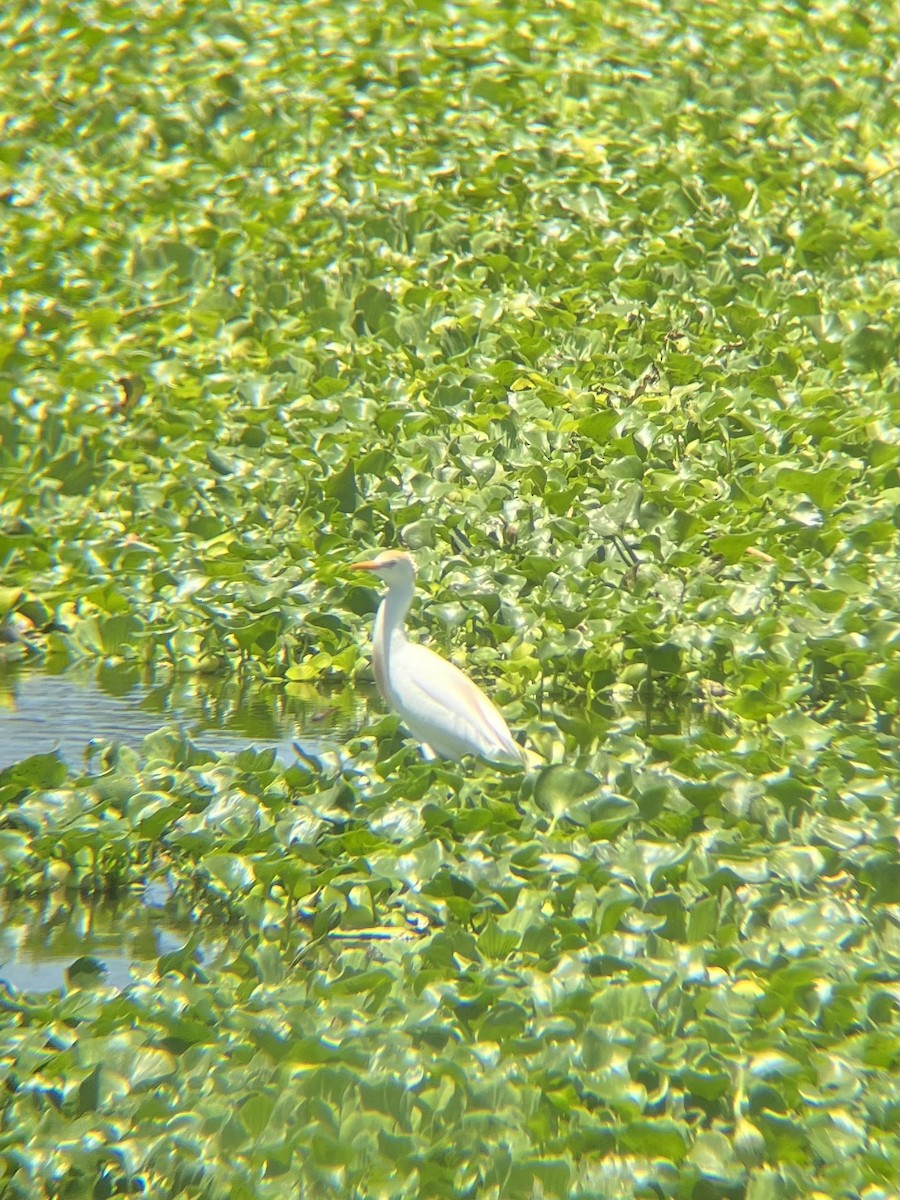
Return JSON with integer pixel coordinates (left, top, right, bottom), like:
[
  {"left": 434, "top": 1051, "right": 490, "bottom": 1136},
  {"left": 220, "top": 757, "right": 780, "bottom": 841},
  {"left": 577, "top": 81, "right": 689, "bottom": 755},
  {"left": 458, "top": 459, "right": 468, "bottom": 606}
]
[{"left": 351, "top": 550, "right": 525, "bottom": 765}]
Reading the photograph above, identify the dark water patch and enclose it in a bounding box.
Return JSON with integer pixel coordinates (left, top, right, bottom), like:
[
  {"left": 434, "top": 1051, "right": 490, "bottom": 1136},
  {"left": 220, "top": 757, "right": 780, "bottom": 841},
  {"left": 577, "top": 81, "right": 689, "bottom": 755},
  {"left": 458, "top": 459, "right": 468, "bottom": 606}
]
[
  {"left": 0, "top": 892, "right": 246, "bottom": 995},
  {"left": 0, "top": 663, "right": 370, "bottom": 770}
]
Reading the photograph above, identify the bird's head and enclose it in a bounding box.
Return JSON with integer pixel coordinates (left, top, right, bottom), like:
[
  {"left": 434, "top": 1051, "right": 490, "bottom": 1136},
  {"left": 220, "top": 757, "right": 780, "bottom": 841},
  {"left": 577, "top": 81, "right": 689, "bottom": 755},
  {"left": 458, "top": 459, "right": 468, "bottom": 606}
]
[{"left": 350, "top": 549, "right": 416, "bottom": 586}]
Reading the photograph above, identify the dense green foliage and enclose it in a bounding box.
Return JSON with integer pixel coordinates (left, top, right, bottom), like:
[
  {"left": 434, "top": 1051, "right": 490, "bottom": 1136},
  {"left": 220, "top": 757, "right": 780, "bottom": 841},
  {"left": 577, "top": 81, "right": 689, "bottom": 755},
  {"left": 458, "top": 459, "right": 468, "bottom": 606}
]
[
  {"left": 0, "top": 0, "right": 896, "bottom": 1197},
  {"left": 2, "top": 722, "right": 898, "bottom": 1198}
]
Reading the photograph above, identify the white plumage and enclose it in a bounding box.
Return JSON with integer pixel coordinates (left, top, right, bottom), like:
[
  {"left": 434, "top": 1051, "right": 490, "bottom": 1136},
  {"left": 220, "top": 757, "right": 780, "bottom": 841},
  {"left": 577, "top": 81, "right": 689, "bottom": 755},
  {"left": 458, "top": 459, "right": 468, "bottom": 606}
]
[{"left": 351, "top": 550, "right": 524, "bottom": 765}]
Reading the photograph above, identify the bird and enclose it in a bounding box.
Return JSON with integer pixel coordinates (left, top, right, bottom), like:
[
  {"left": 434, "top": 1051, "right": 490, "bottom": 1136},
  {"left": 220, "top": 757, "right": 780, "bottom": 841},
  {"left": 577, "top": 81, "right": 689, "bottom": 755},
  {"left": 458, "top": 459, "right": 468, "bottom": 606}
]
[{"left": 350, "top": 550, "right": 526, "bottom": 765}]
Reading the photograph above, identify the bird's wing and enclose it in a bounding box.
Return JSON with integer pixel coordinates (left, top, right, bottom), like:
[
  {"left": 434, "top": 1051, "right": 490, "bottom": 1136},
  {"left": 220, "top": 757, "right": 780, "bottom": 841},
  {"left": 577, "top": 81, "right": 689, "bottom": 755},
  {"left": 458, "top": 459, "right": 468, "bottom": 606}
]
[{"left": 391, "top": 642, "right": 523, "bottom": 762}]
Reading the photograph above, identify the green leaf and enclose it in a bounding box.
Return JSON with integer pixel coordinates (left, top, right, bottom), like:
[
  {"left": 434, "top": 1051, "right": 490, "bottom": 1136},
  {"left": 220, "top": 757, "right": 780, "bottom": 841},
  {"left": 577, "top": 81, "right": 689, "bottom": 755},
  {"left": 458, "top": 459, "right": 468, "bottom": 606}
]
[
  {"left": 533, "top": 765, "right": 600, "bottom": 820},
  {"left": 200, "top": 852, "right": 255, "bottom": 892},
  {"left": 130, "top": 1048, "right": 177, "bottom": 1089},
  {"left": 689, "top": 1130, "right": 742, "bottom": 1181},
  {"left": 67, "top": 956, "right": 107, "bottom": 986},
  {"left": 325, "top": 461, "right": 358, "bottom": 513},
  {"left": 98, "top": 614, "right": 142, "bottom": 654},
  {"left": 240, "top": 1091, "right": 276, "bottom": 1139},
  {"left": 776, "top": 467, "right": 846, "bottom": 511},
  {"left": 686, "top": 895, "right": 720, "bottom": 944},
  {"left": 620, "top": 1118, "right": 688, "bottom": 1163},
  {"left": 77, "top": 1066, "right": 102, "bottom": 1115}
]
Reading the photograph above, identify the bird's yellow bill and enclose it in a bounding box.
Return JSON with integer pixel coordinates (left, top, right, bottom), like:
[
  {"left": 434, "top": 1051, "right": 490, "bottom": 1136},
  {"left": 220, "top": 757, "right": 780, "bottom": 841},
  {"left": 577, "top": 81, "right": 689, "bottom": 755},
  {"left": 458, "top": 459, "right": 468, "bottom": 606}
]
[{"left": 350, "top": 561, "right": 380, "bottom": 572}]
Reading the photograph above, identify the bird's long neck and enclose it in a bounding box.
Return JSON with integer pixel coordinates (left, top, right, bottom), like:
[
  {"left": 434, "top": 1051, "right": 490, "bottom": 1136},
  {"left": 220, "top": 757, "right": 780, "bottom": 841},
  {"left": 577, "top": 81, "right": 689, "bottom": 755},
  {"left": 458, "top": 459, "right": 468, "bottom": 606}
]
[
  {"left": 376, "top": 579, "right": 413, "bottom": 646},
  {"left": 372, "top": 578, "right": 414, "bottom": 702}
]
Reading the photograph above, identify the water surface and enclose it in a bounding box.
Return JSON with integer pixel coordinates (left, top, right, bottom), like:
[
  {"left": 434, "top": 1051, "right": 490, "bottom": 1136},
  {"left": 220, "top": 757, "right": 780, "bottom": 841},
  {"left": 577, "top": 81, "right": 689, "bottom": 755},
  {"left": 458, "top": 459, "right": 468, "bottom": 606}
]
[
  {"left": 0, "top": 663, "right": 370, "bottom": 770},
  {"left": 0, "top": 892, "right": 244, "bottom": 994}
]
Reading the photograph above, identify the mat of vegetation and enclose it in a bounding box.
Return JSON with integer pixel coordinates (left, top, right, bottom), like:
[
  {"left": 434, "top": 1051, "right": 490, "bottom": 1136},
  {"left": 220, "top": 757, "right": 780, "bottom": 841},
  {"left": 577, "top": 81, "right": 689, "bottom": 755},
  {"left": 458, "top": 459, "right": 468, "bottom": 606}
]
[{"left": 0, "top": 0, "right": 896, "bottom": 1197}]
